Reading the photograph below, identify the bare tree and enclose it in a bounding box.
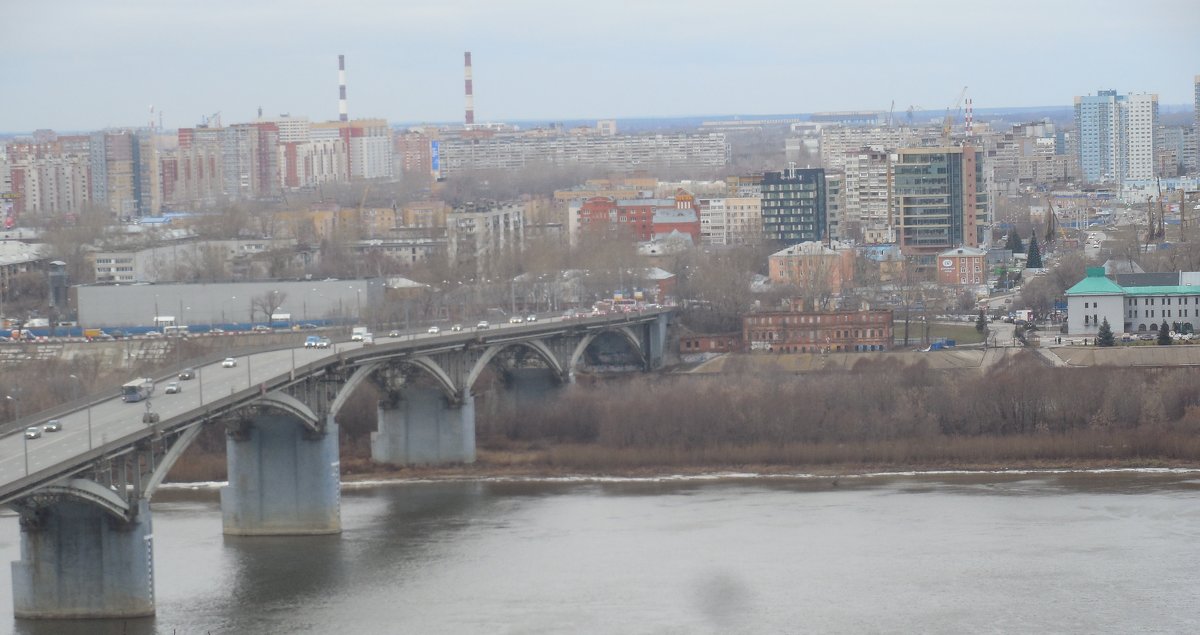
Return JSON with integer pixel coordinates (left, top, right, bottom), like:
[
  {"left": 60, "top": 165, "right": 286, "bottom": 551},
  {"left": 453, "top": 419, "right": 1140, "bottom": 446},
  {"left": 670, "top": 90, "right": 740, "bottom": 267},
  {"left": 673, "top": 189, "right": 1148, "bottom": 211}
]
[{"left": 250, "top": 291, "right": 288, "bottom": 325}]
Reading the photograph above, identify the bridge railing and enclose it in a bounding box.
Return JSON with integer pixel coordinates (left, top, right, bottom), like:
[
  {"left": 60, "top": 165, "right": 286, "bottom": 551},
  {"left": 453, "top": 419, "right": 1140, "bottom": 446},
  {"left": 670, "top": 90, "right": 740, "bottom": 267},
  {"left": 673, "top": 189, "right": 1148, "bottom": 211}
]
[
  {"left": 0, "top": 337, "right": 347, "bottom": 441},
  {"left": 0, "top": 309, "right": 674, "bottom": 504},
  {"left": 0, "top": 346, "right": 344, "bottom": 507}
]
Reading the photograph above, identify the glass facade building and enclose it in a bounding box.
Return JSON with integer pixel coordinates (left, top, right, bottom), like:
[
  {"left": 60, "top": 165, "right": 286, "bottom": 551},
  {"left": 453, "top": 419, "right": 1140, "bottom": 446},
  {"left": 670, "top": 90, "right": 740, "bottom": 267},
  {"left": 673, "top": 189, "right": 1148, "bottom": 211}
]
[
  {"left": 893, "top": 146, "right": 987, "bottom": 266},
  {"left": 760, "top": 167, "right": 826, "bottom": 245}
]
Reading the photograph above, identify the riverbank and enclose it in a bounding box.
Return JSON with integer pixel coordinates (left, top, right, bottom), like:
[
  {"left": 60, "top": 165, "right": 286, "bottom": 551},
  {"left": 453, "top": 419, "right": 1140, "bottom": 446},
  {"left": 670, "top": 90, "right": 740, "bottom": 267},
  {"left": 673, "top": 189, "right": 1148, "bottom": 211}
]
[{"left": 335, "top": 452, "right": 1200, "bottom": 484}]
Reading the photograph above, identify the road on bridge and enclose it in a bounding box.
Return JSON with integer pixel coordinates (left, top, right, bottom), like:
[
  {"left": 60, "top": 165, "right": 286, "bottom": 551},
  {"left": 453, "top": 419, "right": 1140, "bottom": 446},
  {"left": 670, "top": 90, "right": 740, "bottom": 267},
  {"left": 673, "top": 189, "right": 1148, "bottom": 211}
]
[{"left": 0, "top": 311, "right": 658, "bottom": 495}]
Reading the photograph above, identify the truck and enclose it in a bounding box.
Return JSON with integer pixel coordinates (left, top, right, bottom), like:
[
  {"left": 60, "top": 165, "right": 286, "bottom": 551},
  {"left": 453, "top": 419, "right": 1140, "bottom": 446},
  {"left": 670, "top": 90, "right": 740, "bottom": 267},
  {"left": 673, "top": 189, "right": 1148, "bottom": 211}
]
[
  {"left": 121, "top": 378, "right": 155, "bottom": 403},
  {"left": 351, "top": 326, "right": 368, "bottom": 341}
]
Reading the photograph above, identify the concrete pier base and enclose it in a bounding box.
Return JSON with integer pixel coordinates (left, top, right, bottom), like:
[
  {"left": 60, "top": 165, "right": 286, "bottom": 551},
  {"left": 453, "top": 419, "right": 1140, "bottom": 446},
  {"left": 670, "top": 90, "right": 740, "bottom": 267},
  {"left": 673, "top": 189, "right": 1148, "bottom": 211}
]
[
  {"left": 221, "top": 414, "right": 341, "bottom": 536},
  {"left": 372, "top": 388, "right": 475, "bottom": 465},
  {"left": 11, "top": 499, "right": 155, "bottom": 619}
]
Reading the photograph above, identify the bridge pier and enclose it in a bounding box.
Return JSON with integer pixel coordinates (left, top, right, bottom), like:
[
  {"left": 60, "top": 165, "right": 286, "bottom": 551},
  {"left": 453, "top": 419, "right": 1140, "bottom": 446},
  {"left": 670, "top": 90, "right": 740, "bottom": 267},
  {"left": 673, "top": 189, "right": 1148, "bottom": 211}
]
[
  {"left": 645, "top": 312, "right": 669, "bottom": 369},
  {"left": 372, "top": 388, "right": 476, "bottom": 466},
  {"left": 11, "top": 499, "right": 155, "bottom": 619},
  {"left": 221, "top": 414, "right": 341, "bottom": 536}
]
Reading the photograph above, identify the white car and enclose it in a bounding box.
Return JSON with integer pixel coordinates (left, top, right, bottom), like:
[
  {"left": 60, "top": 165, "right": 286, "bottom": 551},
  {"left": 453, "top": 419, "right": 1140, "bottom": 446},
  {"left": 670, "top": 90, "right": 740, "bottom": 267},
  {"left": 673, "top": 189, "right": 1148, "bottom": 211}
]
[
  {"left": 222, "top": 357, "right": 238, "bottom": 368},
  {"left": 526, "top": 315, "right": 538, "bottom": 322},
  {"left": 509, "top": 316, "right": 523, "bottom": 324},
  {"left": 427, "top": 325, "right": 441, "bottom": 334},
  {"left": 476, "top": 321, "right": 490, "bottom": 330},
  {"left": 164, "top": 382, "right": 181, "bottom": 394},
  {"left": 24, "top": 427, "right": 41, "bottom": 440}
]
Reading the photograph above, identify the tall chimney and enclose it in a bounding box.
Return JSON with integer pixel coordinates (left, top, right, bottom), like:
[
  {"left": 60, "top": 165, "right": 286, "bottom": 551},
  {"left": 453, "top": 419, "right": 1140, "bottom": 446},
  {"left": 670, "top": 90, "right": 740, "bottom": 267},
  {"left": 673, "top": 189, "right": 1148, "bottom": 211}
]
[
  {"left": 464, "top": 51, "right": 474, "bottom": 126},
  {"left": 338, "top": 54, "right": 348, "bottom": 122},
  {"left": 964, "top": 97, "right": 974, "bottom": 138}
]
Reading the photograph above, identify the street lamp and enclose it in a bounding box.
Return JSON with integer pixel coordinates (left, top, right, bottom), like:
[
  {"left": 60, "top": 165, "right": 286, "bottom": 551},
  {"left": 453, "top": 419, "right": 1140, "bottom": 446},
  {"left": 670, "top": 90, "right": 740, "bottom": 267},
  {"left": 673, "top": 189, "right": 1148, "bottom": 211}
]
[
  {"left": 7, "top": 395, "right": 26, "bottom": 475},
  {"left": 69, "top": 374, "right": 93, "bottom": 449}
]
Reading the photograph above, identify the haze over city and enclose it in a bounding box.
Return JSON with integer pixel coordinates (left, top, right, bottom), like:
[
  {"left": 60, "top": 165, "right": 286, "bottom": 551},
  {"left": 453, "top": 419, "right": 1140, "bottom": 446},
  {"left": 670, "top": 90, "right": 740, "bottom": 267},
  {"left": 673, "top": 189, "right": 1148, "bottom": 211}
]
[{"left": 5, "top": 0, "right": 1199, "bottom": 132}]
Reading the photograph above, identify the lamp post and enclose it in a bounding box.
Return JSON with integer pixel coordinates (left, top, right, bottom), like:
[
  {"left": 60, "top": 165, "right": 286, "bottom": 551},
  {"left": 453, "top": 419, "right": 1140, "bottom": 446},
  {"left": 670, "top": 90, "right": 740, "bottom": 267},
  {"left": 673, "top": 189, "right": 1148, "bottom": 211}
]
[
  {"left": 69, "top": 374, "right": 93, "bottom": 449},
  {"left": 7, "top": 395, "right": 26, "bottom": 475}
]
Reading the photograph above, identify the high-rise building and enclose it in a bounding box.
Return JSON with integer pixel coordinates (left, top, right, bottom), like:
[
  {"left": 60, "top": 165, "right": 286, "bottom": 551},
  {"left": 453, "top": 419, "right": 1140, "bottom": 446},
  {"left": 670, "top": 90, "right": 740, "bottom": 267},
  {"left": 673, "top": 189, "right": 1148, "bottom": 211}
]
[
  {"left": 893, "top": 146, "right": 987, "bottom": 265},
  {"left": 3, "top": 134, "right": 91, "bottom": 219},
  {"left": 1074, "top": 90, "right": 1158, "bottom": 183},
  {"left": 89, "top": 129, "right": 159, "bottom": 218},
  {"left": 842, "top": 147, "right": 892, "bottom": 239},
  {"left": 825, "top": 172, "right": 845, "bottom": 241},
  {"left": 760, "top": 167, "right": 827, "bottom": 245}
]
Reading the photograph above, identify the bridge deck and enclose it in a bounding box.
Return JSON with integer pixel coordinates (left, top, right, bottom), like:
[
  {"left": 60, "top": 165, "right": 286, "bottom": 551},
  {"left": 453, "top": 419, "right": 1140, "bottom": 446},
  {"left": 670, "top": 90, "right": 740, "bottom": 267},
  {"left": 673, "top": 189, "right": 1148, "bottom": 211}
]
[{"left": 0, "top": 311, "right": 669, "bottom": 505}]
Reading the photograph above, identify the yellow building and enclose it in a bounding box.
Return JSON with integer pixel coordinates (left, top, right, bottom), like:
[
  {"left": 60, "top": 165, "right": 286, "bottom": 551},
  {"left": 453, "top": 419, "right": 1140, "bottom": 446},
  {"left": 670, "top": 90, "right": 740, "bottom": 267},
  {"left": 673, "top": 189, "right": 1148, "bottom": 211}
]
[{"left": 401, "top": 200, "right": 450, "bottom": 228}]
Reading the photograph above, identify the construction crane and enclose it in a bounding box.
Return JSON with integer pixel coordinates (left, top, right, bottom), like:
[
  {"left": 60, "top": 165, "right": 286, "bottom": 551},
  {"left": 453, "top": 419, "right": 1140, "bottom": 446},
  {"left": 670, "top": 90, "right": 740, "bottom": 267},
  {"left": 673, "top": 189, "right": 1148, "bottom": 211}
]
[
  {"left": 888, "top": 100, "right": 895, "bottom": 128},
  {"left": 1044, "top": 195, "right": 1057, "bottom": 246},
  {"left": 942, "top": 86, "right": 968, "bottom": 144},
  {"left": 1154, "top": 177, "right": 1166, "bottom": 240}
]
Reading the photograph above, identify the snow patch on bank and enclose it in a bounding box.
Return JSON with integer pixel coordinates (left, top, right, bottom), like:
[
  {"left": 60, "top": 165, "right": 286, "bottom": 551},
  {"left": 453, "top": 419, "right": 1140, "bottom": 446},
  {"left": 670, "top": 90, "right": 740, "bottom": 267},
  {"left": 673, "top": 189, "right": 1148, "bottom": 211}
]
[{"left": 159, "top": 467, "right": 1200, "bottom": 491}]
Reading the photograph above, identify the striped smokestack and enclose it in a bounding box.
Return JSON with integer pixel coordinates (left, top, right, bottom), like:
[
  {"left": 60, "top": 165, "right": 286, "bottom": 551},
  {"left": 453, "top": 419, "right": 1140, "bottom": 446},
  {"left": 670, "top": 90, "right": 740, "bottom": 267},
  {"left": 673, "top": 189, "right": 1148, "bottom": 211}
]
[
  {"left": 464, "top": 51, "right": 474, "bottom": 126},
  {"left": 338, "top": 54, "right": 348, "bottom": 122}
]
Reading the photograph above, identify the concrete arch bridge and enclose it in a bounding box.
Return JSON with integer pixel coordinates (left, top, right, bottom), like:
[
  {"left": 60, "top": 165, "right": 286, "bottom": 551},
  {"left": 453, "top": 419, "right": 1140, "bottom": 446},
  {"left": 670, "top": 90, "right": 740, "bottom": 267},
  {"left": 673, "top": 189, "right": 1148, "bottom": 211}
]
[{"left": 0, "top": 310, "right": 670, "bottom": 619}]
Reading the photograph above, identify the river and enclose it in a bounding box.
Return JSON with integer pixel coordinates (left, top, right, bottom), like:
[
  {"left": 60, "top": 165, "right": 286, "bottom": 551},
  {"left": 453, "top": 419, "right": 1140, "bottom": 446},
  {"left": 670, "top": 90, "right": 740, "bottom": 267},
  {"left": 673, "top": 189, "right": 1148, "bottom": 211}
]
[{"left": 0, "top": 470, "right": 1197, "bottom": 634}]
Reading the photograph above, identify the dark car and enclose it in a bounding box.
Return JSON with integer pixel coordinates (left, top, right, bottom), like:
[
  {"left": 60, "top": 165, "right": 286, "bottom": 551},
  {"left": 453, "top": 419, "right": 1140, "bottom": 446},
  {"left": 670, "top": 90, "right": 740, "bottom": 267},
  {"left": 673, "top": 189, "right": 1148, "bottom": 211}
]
[{"left": 178, "top": 368, "right": 196, "bottom": 380}]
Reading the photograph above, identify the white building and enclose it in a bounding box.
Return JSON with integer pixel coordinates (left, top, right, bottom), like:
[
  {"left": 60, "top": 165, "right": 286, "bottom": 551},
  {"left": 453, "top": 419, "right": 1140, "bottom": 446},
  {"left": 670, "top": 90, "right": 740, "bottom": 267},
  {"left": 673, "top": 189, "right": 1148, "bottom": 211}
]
[
  {"left": 1065, "top": 268, "right": 1200, "bottom": 336},
  {"left": 1074, "top": 90, "right": 1158, "bottom": 184}
]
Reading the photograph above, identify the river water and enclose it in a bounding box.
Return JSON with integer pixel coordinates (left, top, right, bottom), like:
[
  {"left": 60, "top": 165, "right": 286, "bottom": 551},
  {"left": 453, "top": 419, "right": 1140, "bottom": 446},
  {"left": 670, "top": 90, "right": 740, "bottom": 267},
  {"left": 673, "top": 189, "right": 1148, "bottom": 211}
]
[{"left": 0, "top": 470, "right": 1197, "bottom": 634}]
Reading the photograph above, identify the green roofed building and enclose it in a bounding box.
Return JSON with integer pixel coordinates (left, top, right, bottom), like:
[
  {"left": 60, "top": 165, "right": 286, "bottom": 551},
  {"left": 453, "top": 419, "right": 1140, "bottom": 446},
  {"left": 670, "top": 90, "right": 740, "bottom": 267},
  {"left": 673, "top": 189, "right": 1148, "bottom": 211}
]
[{"left": 1066, "top": 267, "right": 1200, "bottom": 336}]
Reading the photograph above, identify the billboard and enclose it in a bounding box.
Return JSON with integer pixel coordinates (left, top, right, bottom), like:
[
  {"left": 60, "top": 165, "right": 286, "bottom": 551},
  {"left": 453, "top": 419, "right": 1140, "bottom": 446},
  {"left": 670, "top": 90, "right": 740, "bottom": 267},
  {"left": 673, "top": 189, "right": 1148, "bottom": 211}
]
[{"left": 430, "top": 140, "right": 440, "bottom": 176}]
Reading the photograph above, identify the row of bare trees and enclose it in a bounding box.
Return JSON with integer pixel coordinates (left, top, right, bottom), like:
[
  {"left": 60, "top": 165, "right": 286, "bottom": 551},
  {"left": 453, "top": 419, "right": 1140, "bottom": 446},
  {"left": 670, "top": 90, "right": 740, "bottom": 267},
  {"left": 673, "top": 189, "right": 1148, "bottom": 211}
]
[{"left": 481, "top": 353, "right": 1200, "bottom": 451}]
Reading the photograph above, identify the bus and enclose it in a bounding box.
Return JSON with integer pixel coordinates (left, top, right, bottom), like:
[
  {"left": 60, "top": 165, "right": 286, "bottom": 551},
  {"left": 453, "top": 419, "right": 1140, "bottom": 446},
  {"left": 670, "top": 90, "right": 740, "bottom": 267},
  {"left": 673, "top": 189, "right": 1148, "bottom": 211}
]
[
  {"left": 163, "top": 325, "right": 190, "bottom": 338},
  {"left": 121, "top": 378, "right": 155, "bottom": 403}
]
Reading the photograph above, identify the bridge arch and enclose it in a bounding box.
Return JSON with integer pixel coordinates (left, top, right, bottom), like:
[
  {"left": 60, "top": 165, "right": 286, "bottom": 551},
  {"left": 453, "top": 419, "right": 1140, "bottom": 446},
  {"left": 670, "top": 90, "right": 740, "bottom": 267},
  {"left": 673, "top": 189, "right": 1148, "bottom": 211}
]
[
  {"left": 569, "top": 325, "right": 646, "bottom": 372},
  {"left": 13, "top": 478, "right": 133, "bottom": 522},
  {"left": 256, "top": 392, "right": 320, "bottom": 431},
  {"left": 332, "top": 356, "right": 462, "bottom": 415},
  {"left": 464, "top": 339, "right": 566, "bottom": 392}
]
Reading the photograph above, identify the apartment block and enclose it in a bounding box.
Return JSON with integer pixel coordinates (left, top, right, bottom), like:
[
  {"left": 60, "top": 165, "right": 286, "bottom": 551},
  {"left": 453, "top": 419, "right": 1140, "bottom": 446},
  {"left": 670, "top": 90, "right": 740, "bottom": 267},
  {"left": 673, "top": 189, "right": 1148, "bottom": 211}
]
[
  {"left": 819, "top": 125, "right": 941, "bottom": 171},
  {"left": 843, "top": 145, "right": 897, "bottom": 242},
  {"left": 3, "top": 135, "right": 91, "bottom": 219},
  {"left": 1074, "top": 90, "right": 1158, "bottom": 183},
  {"left": 447, "top": 201, "right": 526, "bottom": 279},
  {"left": 436, "top": 131, "right": 729, "bottom": 177}
]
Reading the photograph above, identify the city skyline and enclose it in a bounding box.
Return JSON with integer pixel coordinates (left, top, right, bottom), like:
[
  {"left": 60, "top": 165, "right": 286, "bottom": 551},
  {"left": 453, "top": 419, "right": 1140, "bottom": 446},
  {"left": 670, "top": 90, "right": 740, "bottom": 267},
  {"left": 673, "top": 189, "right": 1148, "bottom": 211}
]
[{"left": 3, "top": 0, "right": 1199, "bottom": 133}]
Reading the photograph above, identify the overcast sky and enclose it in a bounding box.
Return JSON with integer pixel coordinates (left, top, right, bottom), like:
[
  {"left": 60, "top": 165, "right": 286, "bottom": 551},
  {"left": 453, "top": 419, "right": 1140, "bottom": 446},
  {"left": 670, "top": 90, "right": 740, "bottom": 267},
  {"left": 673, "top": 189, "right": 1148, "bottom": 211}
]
[{"left": 3, "top": 0, "right": 1198, "bottom": 132}]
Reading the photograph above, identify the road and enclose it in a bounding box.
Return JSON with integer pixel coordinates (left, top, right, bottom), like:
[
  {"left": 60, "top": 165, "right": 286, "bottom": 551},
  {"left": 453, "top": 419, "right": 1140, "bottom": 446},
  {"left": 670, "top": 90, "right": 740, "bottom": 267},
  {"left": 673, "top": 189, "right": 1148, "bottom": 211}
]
[{"left": 0, "top": 312, "right": 631, "bottom": 492}]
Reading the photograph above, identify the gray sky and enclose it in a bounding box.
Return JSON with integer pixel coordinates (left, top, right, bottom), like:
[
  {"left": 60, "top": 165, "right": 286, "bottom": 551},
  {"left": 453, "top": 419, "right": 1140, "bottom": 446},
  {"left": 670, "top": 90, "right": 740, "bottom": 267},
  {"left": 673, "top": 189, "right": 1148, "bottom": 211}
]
[{"left": 3, "top": 0, "right": 1198, "bottom": 132}]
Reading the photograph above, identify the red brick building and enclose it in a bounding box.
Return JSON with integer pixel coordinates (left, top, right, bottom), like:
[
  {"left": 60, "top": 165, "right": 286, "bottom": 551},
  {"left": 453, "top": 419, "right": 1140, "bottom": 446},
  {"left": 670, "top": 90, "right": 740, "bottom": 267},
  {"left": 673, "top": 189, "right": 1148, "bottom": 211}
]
[
  {"left": 578, "top": 196, "right": 674, "bottom": 241},
  {"left": 936, "top": 246, "right": 987, "bottom": 285},
  {"left": 743, "top": 309, "right": 893, "bottom": 353}
]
